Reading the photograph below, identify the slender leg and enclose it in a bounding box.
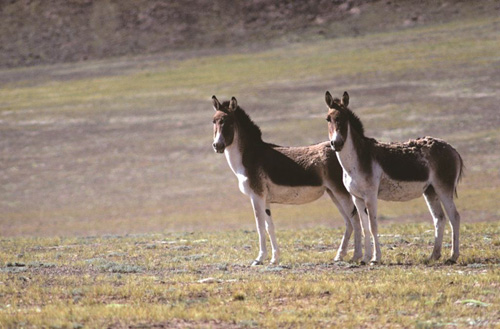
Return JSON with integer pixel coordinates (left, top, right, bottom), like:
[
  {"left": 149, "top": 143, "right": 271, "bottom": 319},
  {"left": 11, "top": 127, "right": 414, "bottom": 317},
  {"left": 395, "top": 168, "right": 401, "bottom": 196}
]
[
  {"left": 265, "top": 202, "right": 280, "bottom": 265},
  {"left": 435, "top": 190, "right": 461, "bottom": 263},
  {"left": 349, "top": 209, "right": 363, "bottom": 262},
  {"left": 327, "top": 189, "right": 362, "bottom": 262},
  {"left": 335, "top": 215, "right": 353, "bottom": 262},
  {"left": 423, "top": 186, "right": 446, "bottom": 261},
  {"left": 326, "top": 190, "right": 352, "bottom": 262},
  {"left": 250, "top": 196, "right": 268, "bottom": 266},
  {"left": 365, "top": 196, "right": 381, "bottom": 264},
  {"left": 353, "top": 196, "right": 372, "bottom": 264}
]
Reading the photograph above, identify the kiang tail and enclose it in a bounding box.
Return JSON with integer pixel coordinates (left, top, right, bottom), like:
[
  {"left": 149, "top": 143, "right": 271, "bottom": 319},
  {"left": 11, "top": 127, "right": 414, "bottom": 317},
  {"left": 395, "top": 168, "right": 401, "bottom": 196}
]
[{"left": 454, "top": 150, "right": 464, "bottom": 199}]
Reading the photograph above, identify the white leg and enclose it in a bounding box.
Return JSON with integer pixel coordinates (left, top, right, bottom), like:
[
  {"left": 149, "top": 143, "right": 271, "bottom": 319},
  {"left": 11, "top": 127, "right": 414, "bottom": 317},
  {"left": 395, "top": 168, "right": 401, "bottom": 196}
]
[
  {"left": 326, "top": 190, "right": 352, "bottom": 262},
  {"left": 265, "top": 202, "right": 280, "bottom": 265},
  {"left": 435, "top": 190, "right": 461, "bottom": 263},
  {"left": 352, "top": 196, "right": 372, "bottom": 264},
  {"left": 327, "top": 189, "right": 362, "bottom": 262},
  {"left": 423, "top": 187, "right": 446, "bottom": 261},
  {"left": 250, "top": 196, "right": 268, "bottom": 266},
  {"left": 350, "top": 208, "right": 363, "bottom": 262},
  {"left": 365, "top": 196, "right": 381, "bottom": 264},
  {"left": 335, "top": 214, "right": 353, "bottom": 262}
]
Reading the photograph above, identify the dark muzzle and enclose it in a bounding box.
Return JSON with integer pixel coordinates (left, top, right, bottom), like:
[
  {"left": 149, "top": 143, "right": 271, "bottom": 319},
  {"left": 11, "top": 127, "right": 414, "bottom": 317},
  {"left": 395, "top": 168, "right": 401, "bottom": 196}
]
[
  {"left": 213, "top": 142, "right": 225, "bottom": 153},
  {"left": 330, "top": 139, "right": 344, "bottom": 152}
]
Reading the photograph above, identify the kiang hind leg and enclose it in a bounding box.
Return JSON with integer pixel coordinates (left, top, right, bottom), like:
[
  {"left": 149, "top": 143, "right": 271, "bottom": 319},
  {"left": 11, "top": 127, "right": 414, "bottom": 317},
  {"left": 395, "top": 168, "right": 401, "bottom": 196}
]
[
  {"left": 327, "top": 190, "right": 352, "bottom": 262},
  {"left": 423, "top": 186, "right": 446, "bottom": 261},
  {"left": 327, "top": 189, "right": 362, "bottom": 262},
  {"left": 433, "top": 186, "right": 461, "bottom": 264}
]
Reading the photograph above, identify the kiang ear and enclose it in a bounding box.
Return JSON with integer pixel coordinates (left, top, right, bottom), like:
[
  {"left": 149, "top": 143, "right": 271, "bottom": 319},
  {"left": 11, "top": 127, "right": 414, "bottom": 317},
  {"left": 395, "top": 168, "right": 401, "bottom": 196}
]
[
  {"left": 341, "top": 91, "right": 349, "bottom": 107},
  {"left": 229, "top": 97, "right": 238, "bottom": 112},
  {"left": 325, "top": 91, "right": 335, "bottom": 109},
  {"left": 212, "top": 95, "right": 221, "bottom": 112}
]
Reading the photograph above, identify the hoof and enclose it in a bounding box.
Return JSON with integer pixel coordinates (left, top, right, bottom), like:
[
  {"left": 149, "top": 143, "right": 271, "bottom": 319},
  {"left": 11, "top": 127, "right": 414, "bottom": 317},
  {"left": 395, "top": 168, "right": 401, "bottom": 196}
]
[
  {"left": 445, "top": 258, "right": 457, "bottom": 265},
  {"left": 351, "top": 255, "right": 363, "bottom": 263},
  {"left": 425, "top": 255, "right": 439, "bottom": 265},
  {"left": 251, "top": 260, "right": 264, "bottom": 266},
  {"left": 370, "top": 260, "right": 379, "bottom": 266},
  {"left": 429, "top": 253, "right": 441, "bottom": 261}
]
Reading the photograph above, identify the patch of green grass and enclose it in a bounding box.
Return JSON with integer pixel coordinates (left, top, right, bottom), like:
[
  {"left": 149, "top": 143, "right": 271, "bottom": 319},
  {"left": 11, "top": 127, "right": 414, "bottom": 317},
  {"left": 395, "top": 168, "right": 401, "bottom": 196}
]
[{"left": 0, "top": 222, "right": 499, "bottom": 328}]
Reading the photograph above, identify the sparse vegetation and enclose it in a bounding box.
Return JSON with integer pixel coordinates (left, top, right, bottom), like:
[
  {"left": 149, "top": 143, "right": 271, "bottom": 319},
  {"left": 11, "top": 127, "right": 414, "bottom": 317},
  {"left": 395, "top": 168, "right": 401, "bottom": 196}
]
[
  {"left": 0, "top": 3, "right": 499, "bottom": 328},
  {"left": 0, "top": 222, "right": 499, "bottom": 328}
]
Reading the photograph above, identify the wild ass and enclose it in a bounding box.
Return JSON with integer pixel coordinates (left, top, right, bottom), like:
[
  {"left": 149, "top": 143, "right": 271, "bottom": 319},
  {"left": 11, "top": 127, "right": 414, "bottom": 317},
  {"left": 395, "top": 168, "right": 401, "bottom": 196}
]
[
  {"left": 212, "top": 95, "right": 364, "bottom": 265},
  {"left": 325, "top": 91, "right": 463, "bottom": 264}
]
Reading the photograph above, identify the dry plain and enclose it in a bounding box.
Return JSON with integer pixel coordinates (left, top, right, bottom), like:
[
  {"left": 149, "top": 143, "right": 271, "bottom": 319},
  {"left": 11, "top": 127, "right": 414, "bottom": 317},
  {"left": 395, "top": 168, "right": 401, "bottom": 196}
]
[{"left": 0, "top": 10, "right": 499, "bottom": 329}]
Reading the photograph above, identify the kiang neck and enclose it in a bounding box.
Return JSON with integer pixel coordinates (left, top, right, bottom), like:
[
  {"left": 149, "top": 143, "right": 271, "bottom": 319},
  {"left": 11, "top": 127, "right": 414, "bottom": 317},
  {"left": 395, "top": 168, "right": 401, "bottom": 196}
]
[
  {"left": 337, "top": 123, "right": 364, "bottom": 172},
  {"left": 223, "top": 124, "right": 240, "bottom": 155},
  {"left": 234, "top": 115, "right": 263, "bottom": 152},
  {"left": 223, "top": 124, "right": 247, "bottom": 176}
]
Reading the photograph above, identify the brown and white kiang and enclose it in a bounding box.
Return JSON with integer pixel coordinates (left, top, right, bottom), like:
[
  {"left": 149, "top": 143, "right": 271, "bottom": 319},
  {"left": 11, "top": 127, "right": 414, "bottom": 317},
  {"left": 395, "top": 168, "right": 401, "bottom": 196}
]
[
  {"left": 325, "top": 91, "right": 463, "bottom": 265},
  {"left": 212, "top": 95, "right": 366, "bottom": 266}
]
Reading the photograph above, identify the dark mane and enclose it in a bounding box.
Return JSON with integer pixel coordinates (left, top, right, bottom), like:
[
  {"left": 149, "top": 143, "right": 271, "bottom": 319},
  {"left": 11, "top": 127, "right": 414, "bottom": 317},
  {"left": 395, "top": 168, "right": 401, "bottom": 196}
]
[
  {"left": 348, "top": 109, "right": 365, "bottom": 137},
  {"left": 332, "top": 99, "right": 365, "bottom": 137},
  {"left": 222, "top": 100, "right": 262, "bottom": 143}
]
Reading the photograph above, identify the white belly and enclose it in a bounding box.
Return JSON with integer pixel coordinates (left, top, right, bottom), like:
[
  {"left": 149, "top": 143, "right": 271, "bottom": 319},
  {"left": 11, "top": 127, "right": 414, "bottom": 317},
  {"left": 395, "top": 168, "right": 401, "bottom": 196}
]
[
  {"left": 378, "top": 174, "right": 428, "bottom": 201},
  {"left": 267, "top": 182, "right": 326, "bottom": 205}
]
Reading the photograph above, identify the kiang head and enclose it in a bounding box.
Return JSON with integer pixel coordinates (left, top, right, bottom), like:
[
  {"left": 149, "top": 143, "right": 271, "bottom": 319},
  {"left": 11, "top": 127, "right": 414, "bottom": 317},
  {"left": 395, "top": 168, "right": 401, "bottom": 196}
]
[
  {"left": 325, "top": 91, "right": 350, "bottom": 152},
  {"left": 211, "top": 95, "right": 238, "bottom": 153}
]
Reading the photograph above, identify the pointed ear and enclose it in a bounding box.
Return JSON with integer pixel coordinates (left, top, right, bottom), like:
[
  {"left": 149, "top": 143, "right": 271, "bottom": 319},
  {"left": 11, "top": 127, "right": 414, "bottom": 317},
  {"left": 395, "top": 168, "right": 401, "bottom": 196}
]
[
  {"left": 229, "top": 97, "right": 238, "bottom": 111},
  {"left": 212, "top": 95, "right": 221, "bottom": 111},
  {"left": 325, "top": 91, "right": 335, "bottom": 108},
  {"left": 342, "top": 91, "right": 349, "bottom": 107}
]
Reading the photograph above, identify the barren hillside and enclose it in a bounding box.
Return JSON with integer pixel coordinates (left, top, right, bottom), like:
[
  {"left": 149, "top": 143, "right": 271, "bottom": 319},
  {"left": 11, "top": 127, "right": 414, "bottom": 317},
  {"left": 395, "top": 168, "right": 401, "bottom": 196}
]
[{"left": 1, "top": 0, "right": 498, "bottom": 68}]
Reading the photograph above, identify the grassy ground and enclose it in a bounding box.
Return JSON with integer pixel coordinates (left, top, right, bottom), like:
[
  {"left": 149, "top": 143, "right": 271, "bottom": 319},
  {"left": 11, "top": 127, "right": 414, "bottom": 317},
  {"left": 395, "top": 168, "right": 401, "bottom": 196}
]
[
  {"left": 0, "top": 11, "right": 499, "bottom": 329},
  {"left": 0, "top": 222, "right": 499, "bottom": 328}
]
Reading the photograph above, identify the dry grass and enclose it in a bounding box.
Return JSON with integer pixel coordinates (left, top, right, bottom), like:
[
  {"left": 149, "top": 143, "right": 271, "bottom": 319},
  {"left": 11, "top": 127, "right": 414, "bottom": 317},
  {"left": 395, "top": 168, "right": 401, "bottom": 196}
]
[{"left": 0, "top": 222, "right": 499, "bottom": 328}]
